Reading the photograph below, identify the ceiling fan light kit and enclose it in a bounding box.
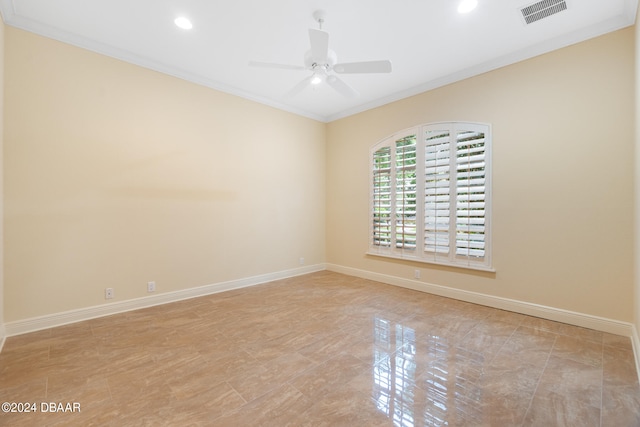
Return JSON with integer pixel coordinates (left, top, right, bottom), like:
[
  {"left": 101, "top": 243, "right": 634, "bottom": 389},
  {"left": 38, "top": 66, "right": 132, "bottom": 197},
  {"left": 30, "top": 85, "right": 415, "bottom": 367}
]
[{"left": 249, "top": 10, "right": 392, "bottom": 98}]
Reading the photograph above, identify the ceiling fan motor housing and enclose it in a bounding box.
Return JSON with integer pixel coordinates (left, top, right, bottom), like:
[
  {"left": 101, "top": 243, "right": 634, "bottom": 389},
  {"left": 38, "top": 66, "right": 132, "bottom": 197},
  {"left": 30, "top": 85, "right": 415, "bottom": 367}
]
[{"left": 304, "top": 49, "right": 337, "bottom": 70}]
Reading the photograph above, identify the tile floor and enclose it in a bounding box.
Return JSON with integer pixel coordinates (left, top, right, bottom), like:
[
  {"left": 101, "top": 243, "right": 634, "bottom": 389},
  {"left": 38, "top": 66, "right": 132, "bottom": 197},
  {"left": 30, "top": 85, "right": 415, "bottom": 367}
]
[{"left": 0, "top": 271, "right": 639, "bottom": 426}]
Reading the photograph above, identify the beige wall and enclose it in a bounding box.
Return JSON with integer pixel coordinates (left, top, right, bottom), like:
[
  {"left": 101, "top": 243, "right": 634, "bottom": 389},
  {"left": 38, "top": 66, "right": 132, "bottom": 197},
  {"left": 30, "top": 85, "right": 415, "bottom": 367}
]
[
  {"left": 327, "top": 28, "right": 635, "bottom": 322},
  {"left": 4, "top": 28, "right": 326, "bottom": 322}
]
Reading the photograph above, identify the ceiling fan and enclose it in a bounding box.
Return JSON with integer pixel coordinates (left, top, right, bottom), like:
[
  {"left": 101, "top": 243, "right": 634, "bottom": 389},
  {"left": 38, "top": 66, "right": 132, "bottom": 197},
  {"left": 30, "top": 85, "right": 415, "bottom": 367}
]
[{"left": 249, "top": 10, "right": 392, "bottom": 98}]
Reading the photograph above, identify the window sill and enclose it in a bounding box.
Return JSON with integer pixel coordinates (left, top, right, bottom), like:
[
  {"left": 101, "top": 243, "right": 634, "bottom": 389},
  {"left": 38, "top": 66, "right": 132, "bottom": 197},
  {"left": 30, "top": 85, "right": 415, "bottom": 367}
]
[{"left": 365, "top": 251, "right": 496, "bottom": 273}]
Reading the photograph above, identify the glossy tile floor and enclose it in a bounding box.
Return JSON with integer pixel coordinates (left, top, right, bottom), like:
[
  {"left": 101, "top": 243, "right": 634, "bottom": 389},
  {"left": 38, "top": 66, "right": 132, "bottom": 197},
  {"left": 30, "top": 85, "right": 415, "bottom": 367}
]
[{"left": 1, "top": 271, "right": 639, "bottom": 426}]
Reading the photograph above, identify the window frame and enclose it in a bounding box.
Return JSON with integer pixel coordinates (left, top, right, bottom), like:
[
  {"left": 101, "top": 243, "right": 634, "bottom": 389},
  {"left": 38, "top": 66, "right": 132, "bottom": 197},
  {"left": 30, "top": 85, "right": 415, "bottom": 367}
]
[{"left": 368, "top": 122, "right": 493, "bottom": 272}]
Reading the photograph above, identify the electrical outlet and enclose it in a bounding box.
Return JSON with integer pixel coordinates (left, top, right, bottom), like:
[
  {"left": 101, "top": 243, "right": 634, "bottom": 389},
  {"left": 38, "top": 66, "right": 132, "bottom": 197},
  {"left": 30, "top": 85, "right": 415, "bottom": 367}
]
[
  {"left": 105, "top": 288, "right": 114, "bottom": 299},
  {"left": 414, "top": 269, "right": 421, "bottom": 279},
  {"left": 299, "top": 257, "right": 305, "bottom": 265},
  {"left": 147, "top": 281, "right": 156, "bottom": 293}
]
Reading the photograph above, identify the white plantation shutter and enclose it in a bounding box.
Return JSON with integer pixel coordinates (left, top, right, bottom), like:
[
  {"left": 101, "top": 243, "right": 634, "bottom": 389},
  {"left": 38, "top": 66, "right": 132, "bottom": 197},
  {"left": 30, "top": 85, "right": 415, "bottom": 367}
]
[
  {"left": 370, "top": 122, "right": 491, "bottom": 271},
  {"left": 395, "top": 135, "right": 418, "bottom": 251},
  {"left": 455, "top": 128, "right": 487, "bottom": 261},
  {"left": 424, "top": 129, "right": 451, "bottom": 258},
  {"left": 372, "top": 146, "right": 392, "bottom": 247}
]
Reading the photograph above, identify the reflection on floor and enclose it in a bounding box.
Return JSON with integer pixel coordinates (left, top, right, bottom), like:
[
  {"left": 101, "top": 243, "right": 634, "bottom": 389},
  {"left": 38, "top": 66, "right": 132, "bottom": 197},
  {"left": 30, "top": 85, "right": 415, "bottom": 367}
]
[{"left": 0, "top": 271, "right": 639, "bottom": 426}]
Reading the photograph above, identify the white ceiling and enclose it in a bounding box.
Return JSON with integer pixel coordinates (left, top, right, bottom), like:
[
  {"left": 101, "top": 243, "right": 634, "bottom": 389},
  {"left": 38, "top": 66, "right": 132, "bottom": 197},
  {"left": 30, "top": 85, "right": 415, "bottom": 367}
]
[{"left": 0, "top": 0, "right": 637, "bottom": 122}]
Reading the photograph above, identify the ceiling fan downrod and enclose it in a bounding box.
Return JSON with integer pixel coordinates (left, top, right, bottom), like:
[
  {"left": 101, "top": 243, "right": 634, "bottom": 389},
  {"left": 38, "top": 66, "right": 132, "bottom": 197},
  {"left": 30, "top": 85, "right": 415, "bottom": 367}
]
[{"left": 313, "top": 10, "right": 326, "bottom": 30}]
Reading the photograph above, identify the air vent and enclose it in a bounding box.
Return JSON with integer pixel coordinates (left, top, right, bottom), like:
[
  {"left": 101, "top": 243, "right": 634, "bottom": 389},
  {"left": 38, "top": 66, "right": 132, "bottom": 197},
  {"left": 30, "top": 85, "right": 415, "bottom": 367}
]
[{"left": 520, "top": 0, "right": 567, "bottom": 25}]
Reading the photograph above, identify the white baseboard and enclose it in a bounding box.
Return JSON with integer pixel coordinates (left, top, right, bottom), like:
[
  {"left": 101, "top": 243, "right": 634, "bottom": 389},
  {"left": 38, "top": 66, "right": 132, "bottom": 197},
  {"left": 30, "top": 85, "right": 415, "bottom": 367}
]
[
  {"left": 4, "top": 264, "right": 325, "bottom": 337},
  {"left": 3, "top": 262, "right": 635, "bottom": 343},
  {"left": 326, "top": 263, "right": 634, "bottom": 337},
  {"left": 632, "top": 325, "right": 640, "bottom": 385}
]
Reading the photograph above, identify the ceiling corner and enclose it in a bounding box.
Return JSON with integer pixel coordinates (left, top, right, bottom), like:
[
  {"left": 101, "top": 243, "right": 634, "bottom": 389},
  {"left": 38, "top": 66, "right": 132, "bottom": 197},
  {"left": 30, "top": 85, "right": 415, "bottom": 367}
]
[
  {"left": 624, "top": 0, "right": 639, "bottom": 24},
  {"left": 0, "top": 0, "right": 15, "bottom": 24}
]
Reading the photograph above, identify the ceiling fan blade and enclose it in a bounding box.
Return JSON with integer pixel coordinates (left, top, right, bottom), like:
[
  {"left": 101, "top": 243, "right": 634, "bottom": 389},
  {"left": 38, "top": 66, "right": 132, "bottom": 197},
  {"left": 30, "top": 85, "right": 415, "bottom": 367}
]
[
  {"left": 284, "top": 76, "right": 313, "bottom": 98},
  {"left": 249, "top": 61, "right": 305, "bottom": 71},
  {"left": 326, "top": 75, "right": 358, "bottom": 98},
  {"left": 309, "top": 29, "right": 329, "bottom": 63},
  {"left": 333, "top": 60, "right": 392, "bottom": 74}
]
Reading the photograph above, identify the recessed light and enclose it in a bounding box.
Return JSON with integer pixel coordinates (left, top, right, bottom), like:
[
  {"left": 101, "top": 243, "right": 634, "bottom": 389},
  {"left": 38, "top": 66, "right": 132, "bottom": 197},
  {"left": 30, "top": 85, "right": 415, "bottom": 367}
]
[
  {"left": 458, "top": 0, "right": 478, "bottom": 14},
  {"left": 174, "top": 16, "right": 193, "bottom": 30}
]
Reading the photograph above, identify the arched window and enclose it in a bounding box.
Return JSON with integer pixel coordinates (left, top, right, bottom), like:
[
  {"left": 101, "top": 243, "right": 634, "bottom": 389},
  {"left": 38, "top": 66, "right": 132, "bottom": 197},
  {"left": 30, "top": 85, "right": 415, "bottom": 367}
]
[{"left": 369, "top": 122, "right": 492, "bottom": 271}]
